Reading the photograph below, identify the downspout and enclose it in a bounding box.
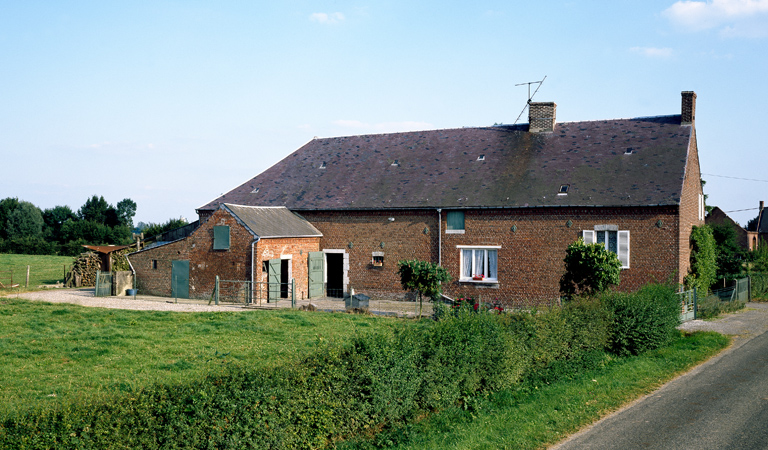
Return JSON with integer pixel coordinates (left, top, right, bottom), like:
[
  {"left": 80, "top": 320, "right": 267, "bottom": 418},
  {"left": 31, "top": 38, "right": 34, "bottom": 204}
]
[
  {"left": 437, "top": 208, "right": 442, "bottom": 266},
  {"left": 250, "top": 237, "right": 260, "bottom": 304}
]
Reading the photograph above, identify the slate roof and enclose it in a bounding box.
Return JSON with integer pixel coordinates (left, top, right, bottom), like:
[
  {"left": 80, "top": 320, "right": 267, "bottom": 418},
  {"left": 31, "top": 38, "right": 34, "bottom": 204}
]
[
  {"left": 758, "top": 208, "right": 768, "bottom": 234},
  {"left": 198, "top": 115, "right": 694, "bottom": 212},
  {"left": 223, "top": 204, "right": 322, "bottom": 238}
]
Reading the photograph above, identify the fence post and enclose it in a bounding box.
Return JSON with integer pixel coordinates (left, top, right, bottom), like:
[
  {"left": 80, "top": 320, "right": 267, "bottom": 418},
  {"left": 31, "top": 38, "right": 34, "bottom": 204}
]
[
  {"left": 291, "top": 278, "right": 296, "bottom": 308},
  {"left": 215, "top": 276, "right": 220, "bottom": 306},
  {"left": 694, "top": 287, "right": 698, "bottom": 320},
  {"left": 95, "top": 270, "right": 101, "bottom": 297},
  {"left": 26, "top": 265, "right": 30, "bottom": 288}
]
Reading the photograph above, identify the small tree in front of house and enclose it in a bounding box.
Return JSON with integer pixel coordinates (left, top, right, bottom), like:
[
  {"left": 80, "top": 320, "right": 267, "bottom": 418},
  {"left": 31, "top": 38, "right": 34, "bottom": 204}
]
[
  {"left": 397, "top": 259, "right": 451, "bottom": 317},
  {"left": 560, "top": 238, "right": 621, "bottom": 300}
]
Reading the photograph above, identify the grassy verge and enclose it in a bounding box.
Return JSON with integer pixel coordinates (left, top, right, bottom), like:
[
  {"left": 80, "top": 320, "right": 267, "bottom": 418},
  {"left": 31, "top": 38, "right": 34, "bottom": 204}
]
[
  {"left": 0, "top": 298, "right": 394, "bottom": 415},
  {"left": 0, "top": 254, "right": 73, "bottom": 290},
  {"left": 364, "top": 331, "right": 729, "bottom": 450}
]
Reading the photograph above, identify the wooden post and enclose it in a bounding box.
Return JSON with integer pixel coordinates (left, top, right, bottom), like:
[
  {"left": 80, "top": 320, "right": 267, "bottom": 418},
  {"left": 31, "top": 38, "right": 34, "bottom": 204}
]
[{"left": 25, "top": 265, "right": 30, "bottom": 288}]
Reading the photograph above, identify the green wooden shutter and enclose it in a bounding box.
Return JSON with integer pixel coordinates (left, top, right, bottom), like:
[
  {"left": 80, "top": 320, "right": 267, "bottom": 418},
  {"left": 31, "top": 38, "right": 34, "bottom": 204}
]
[
  {"left": 446, "top": 211, "right": 465, "bottom": 231},
  {"left": 308, "top": 252, "right": 324, "bottom": 298},
  {"left": 268, "top": 258, "right": 281, "bottom": 301},
  {"left": 213, "top": 226, "right": 230, "bottom": 250}
]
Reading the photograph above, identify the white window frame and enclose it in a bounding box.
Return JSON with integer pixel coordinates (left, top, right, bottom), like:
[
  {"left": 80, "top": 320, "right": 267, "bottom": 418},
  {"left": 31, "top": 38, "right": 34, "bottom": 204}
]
[
  {"left": 698, "top": 194, "right": 705, "bottom": 221},
  {"left": 583, "top": 228, "right": 630, "bottom": 269},
  {"left": 457, "top": 245, "right": 501, "bottom": 282}
]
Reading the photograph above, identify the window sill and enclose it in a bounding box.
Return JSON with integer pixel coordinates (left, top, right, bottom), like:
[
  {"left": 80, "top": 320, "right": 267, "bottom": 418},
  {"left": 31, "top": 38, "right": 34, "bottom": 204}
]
[
  {"left": 446, "top": 229, "right": 465, "bottom": 234},
  {"left": 459, "top": 278, "right": 499, "bottom": 286}
]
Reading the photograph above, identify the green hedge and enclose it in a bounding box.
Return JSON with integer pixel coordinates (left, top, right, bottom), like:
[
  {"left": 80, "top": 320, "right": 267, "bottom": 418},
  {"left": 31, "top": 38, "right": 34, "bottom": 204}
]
[
  {"left": 0, "top": 285, "right": 681, "bottom": 449},
  {"left": 603, "top": 284, "right": 681, "bottom": 356}
]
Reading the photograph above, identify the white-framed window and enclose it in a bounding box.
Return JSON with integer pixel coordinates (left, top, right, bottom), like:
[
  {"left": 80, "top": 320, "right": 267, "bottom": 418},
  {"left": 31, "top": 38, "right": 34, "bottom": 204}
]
[
  {"left": 698, "top": 194, "right": 705, "bottom": 221},
  {"left": 446, "top": 211, "right": 465, "bottom": 234},
  {"left": 583, "top": 228, "right": 630, "bottom": 269},
  {"left": 458, "top": 245, "right": 500, "bottom": 282}
]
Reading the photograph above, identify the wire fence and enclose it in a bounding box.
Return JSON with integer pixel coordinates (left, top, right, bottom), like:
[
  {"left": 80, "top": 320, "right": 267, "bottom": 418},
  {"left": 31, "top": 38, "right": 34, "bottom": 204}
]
[{"left": 212, "top": 277, "right": 296, "bottom": 307}]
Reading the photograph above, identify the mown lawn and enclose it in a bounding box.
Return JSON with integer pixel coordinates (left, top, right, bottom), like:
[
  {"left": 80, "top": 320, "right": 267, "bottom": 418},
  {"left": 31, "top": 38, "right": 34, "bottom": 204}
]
[
  {"left": 0, "top": 254, "right": 73, "bottom": 289},
  {"left": 0, "top": 298, "right": 395, "bottom": 415}
]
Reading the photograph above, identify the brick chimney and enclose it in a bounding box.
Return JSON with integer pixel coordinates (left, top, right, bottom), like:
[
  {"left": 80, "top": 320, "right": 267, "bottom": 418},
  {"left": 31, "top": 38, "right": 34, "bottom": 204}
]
[
  {"left": 681, "top": 91, "right": 697, "bottom": 125},
  {"left": 528, "top": 101, "right": 557, "bottom": 133}
]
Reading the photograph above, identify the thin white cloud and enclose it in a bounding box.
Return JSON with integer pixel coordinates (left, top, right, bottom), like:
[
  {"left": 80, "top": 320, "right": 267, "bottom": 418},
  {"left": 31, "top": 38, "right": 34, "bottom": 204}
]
[
  {"left": 310, "top": 12, "right": 345, "bottom": 24},
  {"left": 663, "top": 0, "right": 768, "bottom": 36},
  {"left": 333, "top": 120, "right": 434, "bottom": 133},
  {"left": 630, "top": 46, "right": 674, "bottom": 58}
]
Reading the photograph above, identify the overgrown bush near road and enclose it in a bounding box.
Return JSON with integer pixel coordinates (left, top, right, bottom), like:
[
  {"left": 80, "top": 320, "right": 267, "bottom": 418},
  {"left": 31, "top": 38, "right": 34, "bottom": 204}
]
[
  {"left": 0, "top": 284, "right": 688, "bottom": 449},
  {"left": 603, "top": 283, "right": 681, "bottom": 356}
]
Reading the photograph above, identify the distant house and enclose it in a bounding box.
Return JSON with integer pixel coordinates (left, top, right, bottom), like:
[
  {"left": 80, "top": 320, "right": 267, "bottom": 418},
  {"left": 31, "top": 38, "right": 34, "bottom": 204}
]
[{"left": 131, "top": 92, "right": 705, "bottom": 305}]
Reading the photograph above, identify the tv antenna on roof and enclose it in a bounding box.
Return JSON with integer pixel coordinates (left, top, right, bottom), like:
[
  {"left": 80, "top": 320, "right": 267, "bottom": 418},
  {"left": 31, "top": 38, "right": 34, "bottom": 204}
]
[{"left": 513, "top": 76, "right": 547, "bottom": 124}]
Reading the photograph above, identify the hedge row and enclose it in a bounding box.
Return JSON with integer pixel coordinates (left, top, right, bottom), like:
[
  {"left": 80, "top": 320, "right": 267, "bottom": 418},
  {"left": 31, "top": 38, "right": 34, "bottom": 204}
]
[{"left": 0, "top": 284, "right": 681, "bottom": 449}]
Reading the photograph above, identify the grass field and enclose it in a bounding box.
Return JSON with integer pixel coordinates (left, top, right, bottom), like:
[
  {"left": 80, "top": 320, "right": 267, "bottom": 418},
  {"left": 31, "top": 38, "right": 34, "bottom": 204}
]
[
  {"left": 0, "top": 298, "right": 394, "bottom": 415},
  {"left": 0, "top": 254, "right": 73, "bottom": 289}
]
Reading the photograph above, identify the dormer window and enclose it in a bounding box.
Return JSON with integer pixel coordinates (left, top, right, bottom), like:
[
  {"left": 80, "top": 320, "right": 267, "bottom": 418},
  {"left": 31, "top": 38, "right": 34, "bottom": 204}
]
[
  {"left": 319, "top": 161, "right": 327, "bottom": 169},
  {"left": 477, "top": 155, "right": 485, "bottom": 161},
  {"left": 391, "top": 160, "right": 400, "bottom": 167},
  {"left": 559, "top": 184, "right": 569, "bottom": 195},
  {"left": 624, "top": 148, "right": 634, "bottom": 155}
]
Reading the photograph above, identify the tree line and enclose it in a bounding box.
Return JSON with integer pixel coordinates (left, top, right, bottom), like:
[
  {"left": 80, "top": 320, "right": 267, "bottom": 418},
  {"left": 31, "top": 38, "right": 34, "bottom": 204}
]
[{"left": 0, "top": 196, "right": 188, "bottom": 256}]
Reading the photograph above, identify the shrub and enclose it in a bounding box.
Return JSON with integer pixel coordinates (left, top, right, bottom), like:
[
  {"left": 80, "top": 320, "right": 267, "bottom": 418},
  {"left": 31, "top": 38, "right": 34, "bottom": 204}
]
[
  {"left": 685, "top": 225, "right": 717, "bottom": 293},
  {"left": 560, "top": 238, "right": 621, "bottom": 299},
  {"left": 603, "top": 283, "right": 681, "bottom": 356}
]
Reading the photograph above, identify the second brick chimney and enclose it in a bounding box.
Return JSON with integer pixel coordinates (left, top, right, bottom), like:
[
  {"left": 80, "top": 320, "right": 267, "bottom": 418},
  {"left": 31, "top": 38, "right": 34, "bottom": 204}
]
[
  {"left": 681, "top": 91, "right": 697, "bottom": 125},
  {"left": 529, "top": 101, "right": 557, "bottom": 133}
]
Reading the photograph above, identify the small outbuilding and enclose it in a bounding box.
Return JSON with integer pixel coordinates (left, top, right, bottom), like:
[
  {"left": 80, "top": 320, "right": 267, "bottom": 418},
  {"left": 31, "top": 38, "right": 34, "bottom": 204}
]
[{"left": 128, "top": 204, "right": 322, "bottom": 300}]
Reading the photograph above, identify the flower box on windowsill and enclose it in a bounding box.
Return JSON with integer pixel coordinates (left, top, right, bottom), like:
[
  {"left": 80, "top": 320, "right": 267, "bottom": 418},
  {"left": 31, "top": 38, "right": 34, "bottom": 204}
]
[{"left": 472, "top": 275, "right": 484, "bottom": 281}]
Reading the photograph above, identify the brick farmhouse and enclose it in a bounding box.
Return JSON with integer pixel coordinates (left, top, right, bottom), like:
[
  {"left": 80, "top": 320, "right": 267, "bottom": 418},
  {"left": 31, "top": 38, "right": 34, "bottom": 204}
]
[{"left": 129, "top": 91, "right": 705, "bottom": 305}]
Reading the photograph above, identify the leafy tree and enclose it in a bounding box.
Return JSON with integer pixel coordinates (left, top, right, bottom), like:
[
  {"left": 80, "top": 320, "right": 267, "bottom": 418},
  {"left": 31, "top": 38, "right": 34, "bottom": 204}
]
[
  {"left": 116, "top": 198, "right": 137, "bottom": 228},
  {"left": 711, "top": 223, "right": 744, "bottom": 282},
  {"left": 78, "top": 195, "right": 110, "bottom": 224},
  {"left": 0, "top": 197, "right": 20, "bottom": 240},
  {"left": 560, "top": 238, "right": 621, "bottom": 300},
  {"left": 397, "top": 259, "right": 451, "bottom": 317},
  {"left": 746, "top": 215, "right": 760, "bottom": 232},
  {"left": 6, "top": 201, "right": 44, "bottom": 239},
  {"left": 685, "top": 225, "right": 718, "bottom": 293},
  {"left": 141, "top": 218, "right": 189, "bottom": 238},
  {"left": 43, "top": 206, "right": 78, "bottom": 242}
]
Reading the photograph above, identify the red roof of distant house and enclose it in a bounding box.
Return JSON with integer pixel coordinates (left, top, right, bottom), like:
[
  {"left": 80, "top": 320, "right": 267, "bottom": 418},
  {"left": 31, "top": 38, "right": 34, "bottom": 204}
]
[{"left": 83, "top": 245, "right": 130, "bottom": 254}]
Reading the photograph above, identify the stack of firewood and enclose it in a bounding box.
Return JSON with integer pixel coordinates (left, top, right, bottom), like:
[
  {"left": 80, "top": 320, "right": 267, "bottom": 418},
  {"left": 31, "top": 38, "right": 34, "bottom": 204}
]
[{"left": 65, "top": 252, "right": 101, "bottom": 287}]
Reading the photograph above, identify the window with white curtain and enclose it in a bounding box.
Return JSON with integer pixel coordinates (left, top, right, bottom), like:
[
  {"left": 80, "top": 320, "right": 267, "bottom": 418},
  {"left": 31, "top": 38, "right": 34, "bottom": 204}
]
[{"left": 458, "top": 246, "right": 500, "bottom": 282}]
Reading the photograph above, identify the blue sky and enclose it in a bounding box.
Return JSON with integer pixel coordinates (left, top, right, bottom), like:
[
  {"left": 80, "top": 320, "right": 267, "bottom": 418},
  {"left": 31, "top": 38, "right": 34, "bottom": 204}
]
[{"left": 1, "top": 0, "right": 766, "bottom": 226}]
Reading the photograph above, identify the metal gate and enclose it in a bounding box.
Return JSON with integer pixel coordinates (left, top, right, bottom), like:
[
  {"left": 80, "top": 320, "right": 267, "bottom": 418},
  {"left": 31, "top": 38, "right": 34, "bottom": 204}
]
[
  {"left": 94, "top": 270, "right": 112, "bottom": 297},
  {"left": 679, "top": 288, "right": 696, "bottom": 322}
]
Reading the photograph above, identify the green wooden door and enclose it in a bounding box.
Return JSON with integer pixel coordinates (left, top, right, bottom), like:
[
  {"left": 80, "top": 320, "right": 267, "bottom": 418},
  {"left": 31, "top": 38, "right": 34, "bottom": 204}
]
[
  {"left": 171, "top": 260, "right": 189, "bottom": 299},
  {"left": 308, "top": 252, "right": 324, "bottom": 298},
  {"left": 268, "top": 258, "right": 281, "bottom": 302}
]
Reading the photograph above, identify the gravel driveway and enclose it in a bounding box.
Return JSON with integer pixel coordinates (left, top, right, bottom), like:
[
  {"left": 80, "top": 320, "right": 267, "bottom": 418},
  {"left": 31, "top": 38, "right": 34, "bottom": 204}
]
[
  {"left": 677, "top": 302, "right": 768, "bottom": 349},
  {"left": 2, "top": 288, "right": 432, "bottom": 317}
]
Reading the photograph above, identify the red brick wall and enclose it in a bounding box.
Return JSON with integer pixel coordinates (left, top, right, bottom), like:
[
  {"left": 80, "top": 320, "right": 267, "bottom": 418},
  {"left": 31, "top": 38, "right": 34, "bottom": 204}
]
[
  {"left": 301, "top": 206, "right": 682, "bottom": 305},
  {"left": 300, "top": 210, "right": 438, "bottom": 299},
  {"left": 441, "top": 207, "right": 680, "bottom": 306},
  {"left": 677, "top": 131, "right": 705, "bottom": 285},
  {"left": 252, "top": 237, "right": 321, "bottom": 301},
  {"left": 129, "top": 239, "right": 190, "bottom": 297}
]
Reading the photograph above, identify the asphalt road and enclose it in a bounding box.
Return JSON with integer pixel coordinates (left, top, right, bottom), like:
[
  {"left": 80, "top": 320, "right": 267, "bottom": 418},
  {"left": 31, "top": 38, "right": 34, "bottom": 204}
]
[{"left": 552, "top": 303, "right": 768, "bottom": 450}]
